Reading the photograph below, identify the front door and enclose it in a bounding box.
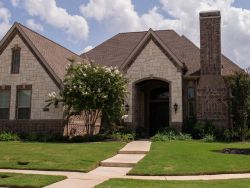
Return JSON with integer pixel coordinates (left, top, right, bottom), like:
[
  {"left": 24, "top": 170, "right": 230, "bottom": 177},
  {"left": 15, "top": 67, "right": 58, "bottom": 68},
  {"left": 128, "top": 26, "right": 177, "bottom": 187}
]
[
  {"left": 149, "top": 101, "right": 169, "bottom": 136},
  {"left": 148, "top": 87, "right": 170, "bottom": 136}
]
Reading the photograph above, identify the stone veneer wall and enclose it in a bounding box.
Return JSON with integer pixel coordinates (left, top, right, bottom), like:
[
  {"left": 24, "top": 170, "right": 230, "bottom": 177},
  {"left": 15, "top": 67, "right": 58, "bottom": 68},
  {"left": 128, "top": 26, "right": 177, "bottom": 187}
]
[
  {"left": 0, "top": 34, "right": 63, "bottom": 120},
  {"left": 125, "top": 39, "right": 183, "bottom": 129}
]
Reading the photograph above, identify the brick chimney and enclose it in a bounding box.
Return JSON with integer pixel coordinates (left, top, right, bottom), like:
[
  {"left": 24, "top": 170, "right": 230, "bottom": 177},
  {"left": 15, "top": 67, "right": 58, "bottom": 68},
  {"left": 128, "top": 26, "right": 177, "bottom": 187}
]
[
  {"left": 196, "top": 11, "right": 229, "bottom": 129},
  {"left": 200, "top": 11, "right": 221, "bottom": 75}
]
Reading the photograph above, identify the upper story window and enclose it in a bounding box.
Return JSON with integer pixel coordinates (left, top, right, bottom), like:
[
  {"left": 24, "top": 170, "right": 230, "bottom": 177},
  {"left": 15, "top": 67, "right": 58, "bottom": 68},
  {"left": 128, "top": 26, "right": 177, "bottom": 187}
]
[
  {"left": 0, "top": 86, "right": 11, "bottom": 120},
  {"left": 16, "top": 85, "right": 32, "bottom": 120},
  {"left": 11, "top": 46, "right": 21, "bottom": 74}
]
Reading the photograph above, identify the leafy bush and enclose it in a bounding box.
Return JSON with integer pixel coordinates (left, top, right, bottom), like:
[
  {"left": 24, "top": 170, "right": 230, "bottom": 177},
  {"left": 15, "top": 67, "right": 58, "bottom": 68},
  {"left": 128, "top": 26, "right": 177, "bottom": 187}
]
[
  {"left": 202, "top": 134, "right": 215, "bottom": 142},
  {"left": 70, "top": 134, "right": 107, "bottom": 143},
  {"left": 110, "top": 132, "right": 135, "bottom": 142},
  {"left": 21, "top": 133, "right": 67, "bottom": 142},
  {"left": 151, "top": 129, "right": 192, "bottom": 142},
  {"left": 192, "top": 121, "right": 215, "bottom": 139},
  {"left": 0, "top": 132, "right": 20, "bottom": 141}
]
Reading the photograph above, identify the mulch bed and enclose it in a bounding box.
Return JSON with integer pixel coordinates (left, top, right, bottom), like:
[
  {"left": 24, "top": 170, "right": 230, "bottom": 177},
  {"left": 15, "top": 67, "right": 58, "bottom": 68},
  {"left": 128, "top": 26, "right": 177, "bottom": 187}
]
[{"left": 222, "top": 148, "right": 250, "bottom": 155}]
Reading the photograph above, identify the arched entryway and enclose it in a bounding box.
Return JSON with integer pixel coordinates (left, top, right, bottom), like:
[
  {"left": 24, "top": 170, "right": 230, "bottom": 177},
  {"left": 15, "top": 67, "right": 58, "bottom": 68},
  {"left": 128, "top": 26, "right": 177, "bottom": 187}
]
[{"left": 133, "top": 79, "right": 170, "bottom": 136}]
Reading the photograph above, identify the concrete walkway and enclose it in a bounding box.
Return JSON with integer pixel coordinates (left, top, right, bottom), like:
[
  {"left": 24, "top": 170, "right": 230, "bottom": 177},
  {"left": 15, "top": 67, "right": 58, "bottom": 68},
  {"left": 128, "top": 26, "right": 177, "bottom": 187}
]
[{"left": 0, "top": 141, "right": 152, "bottom": 188}]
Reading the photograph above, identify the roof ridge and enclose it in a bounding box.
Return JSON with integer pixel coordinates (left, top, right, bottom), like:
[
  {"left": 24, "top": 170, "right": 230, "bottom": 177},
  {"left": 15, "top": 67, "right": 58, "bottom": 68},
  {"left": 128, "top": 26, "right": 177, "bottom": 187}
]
[
  {"left": 118, "top": 29, "right": 176, "bottom": 35},
  {"left": 16, "top": 22, "right": 81, "bottom": 58}
]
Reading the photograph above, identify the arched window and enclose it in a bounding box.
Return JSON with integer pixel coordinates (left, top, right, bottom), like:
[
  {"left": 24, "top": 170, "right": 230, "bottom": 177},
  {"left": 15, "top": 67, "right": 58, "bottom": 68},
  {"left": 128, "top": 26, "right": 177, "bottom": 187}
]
[{"left": 150, "top": 88, "right": 169, "bottom": 100}]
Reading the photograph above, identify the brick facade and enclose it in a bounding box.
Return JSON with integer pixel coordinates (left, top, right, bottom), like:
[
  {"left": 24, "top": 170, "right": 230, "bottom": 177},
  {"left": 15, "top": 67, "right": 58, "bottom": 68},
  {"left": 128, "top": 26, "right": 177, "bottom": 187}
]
[
  {"left": 126, "top": 39, "right": 183, "bottom": 130},
  {"left": 197, "top": 11, "right": 229, "bottom": 128},
  {"left": 0, "top": 34, "right": 63, "bottom": 120},
  {"left": 0, "top": 33, "right": 64, "bottom": 134}
]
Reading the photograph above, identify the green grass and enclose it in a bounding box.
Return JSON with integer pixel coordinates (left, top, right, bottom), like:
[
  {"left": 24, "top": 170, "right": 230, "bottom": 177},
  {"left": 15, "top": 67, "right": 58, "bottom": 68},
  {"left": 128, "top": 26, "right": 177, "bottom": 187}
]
[
  {"left": 129, "top": 141, "right": 250, "bottom": 175},
  {"left": 0, "top": 172, "right": 65, "bottom": 188},
  {"left": 0, "top": 141, "right": 125, "bottom": 172},
  {"left": 96, "top": 178, "right": 250, "bottom": 188}
]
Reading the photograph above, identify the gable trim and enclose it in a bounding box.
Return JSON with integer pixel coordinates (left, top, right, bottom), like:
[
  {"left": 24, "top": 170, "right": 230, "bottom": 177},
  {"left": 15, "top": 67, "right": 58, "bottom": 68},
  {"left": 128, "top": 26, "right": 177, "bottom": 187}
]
[
  {"left": 0, "top": 23, "right": 63, "bottom": 89},
  {"left": 120, "top": 29, "right": 184, "bottom": 73}
]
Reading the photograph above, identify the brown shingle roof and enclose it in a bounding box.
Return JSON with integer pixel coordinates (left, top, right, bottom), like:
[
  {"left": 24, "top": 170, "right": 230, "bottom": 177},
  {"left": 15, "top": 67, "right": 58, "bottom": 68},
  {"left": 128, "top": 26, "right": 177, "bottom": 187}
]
[
  {"left": 17, "top": 23, "right": 82, "bottom": 81},
  {"left": 82, "top": 29, "right": 242, "bottom": 76}
]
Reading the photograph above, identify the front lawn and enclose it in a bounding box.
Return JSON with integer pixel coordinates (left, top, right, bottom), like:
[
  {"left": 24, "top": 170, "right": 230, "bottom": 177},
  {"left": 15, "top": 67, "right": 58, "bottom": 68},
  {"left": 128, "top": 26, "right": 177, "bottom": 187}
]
[
  {"left": 129, "top": 141, "right": 250, "bottom": 175},
  {"left": 0, "top": 141, "right": 124, "bottom": 172},
  {"left": 0, "top": 172, "right": 65, "bottom": 188},
  {"left": 96, "top": 178, "right": 250, "bottom": 188}
]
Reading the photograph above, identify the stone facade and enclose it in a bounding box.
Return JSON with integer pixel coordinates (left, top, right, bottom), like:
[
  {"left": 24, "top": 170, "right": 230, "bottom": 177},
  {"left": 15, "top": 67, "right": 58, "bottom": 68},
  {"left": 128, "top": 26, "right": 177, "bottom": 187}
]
[
  {"left": 126, "top": 39, "right": 183, "bottom": 130},
  {"left": 0, "top": 34, "right": 63, "bottom": 121}
]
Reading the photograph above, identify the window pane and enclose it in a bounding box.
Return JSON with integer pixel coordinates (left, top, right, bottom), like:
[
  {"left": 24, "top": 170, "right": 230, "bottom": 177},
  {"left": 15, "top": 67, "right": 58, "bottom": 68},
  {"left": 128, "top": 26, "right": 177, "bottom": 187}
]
[
  {"left": 11, "top": 49, "right": 20, "bottom": 73},
  {"left": 18, "top": 108, "right": 30, "bottom": 119},
  {"left": 18, "top": 90, "right": 31, "bottom": 108},
  {"left": 188, "top": 87, "right": 195, "bottom": 99},
  {"left": 0, "top": 109, "right": 9, "bottom": 119},
  {"left": 151, "top": 88, "right": 169, "bottom": 100},
  {"left": 188, "top": 101, "right": 194, "bottom": 117},
  {"left": 0, "top": 90, "right": 10, "bottom": 108}
]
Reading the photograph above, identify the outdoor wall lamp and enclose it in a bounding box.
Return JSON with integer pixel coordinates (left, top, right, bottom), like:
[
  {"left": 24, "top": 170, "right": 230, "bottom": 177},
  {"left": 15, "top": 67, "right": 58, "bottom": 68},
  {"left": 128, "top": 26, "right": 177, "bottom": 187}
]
[
  {"left": 125, "top": 103, "right": 130, "bottom": 113},
  {"left": 174, "top": 103, "right": 178, "bottom": 113}
]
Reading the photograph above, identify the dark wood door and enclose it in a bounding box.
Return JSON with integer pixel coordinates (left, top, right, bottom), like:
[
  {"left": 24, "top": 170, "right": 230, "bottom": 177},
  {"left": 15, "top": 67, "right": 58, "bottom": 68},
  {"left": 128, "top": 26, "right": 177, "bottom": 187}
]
[{"left": 149, "top": 101, "right": 169, "bottom": 136}]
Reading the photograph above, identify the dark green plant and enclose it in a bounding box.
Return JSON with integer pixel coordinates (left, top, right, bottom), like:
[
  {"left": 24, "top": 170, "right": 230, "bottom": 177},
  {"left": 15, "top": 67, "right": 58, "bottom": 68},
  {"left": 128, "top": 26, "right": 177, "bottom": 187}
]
[
  {"left": 228, "top": 71, "right": 250, "bottom": 141},
  {"left": 110, "top": 132, "right": 135, "bottom": 142},
  {"left": 150, "top": 129, "right": 192, "bottom": 142}
]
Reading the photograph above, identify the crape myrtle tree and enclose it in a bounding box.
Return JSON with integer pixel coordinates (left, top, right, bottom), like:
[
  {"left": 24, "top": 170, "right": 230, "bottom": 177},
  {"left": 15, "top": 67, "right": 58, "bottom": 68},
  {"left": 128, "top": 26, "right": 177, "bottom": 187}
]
[
  {"left": 46, "top": 59, "right": 128, "bottom": 136},
  {"left": 228, "top": 68, "right": 250, "bottom": 141}
]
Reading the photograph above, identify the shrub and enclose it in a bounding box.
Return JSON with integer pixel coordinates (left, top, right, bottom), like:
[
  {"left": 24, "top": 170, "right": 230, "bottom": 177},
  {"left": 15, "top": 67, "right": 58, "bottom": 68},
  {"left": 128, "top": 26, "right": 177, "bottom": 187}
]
[
  {"left": 21, "top": 133, "right": 67, "bottom": 142},
  {"left": 151, "top": 129, "right": 192, "bottom": 142},
  {"left": 202, "top": 134, "right": 216, "bottom": 142},
  {"left": 192, "top": 121, "right": 215, "bottom": 139},
  {"left": 0, "top": 132, "right": 20, "bottom": 141},
  {"left": 110, "top": 132, "right": 135, "bottom": 142},
  {"left": 70, "top": 134, "right": 107, "bottom": 143}
]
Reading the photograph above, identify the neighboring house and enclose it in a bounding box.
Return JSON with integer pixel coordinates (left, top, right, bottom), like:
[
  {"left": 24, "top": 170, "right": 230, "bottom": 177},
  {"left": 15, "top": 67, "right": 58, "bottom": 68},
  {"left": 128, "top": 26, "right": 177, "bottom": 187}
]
[{"left": 0, "top": 11, "right": 242, "bottom": 136}]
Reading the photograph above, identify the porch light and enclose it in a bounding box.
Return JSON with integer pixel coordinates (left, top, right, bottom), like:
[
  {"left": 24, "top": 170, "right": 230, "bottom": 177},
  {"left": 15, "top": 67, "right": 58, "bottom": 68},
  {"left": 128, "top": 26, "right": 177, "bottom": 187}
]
[
  {"left": 125, "top": 103, "right": 129, "bottom": 113},
  {"left": 174, "top": 103, "right": 178, "bottom": 113}
]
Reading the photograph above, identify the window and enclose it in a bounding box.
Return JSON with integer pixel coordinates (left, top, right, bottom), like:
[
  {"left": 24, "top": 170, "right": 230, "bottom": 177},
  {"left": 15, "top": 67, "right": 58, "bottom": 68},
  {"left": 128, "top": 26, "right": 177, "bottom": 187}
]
[
  {"left": 11, "top": 47, "right": 21, "bottom": 74},
  {"left": 0, "top": 86, "right": 10, "bottom": 119},
  {"left": 16, "top": 85, "right": 31, "bottom": 119},
  {"left": 188, "top": 101, "right": 195, "bottom": 118},
  {"left": 187, "top": 87, "right": 195, "bottom": 118},
  {"left": 151, "top": 88, "right": 169, "bottom": 100},
  {"left": 188, "top": 87, "right": 195, "bottom": 99}
]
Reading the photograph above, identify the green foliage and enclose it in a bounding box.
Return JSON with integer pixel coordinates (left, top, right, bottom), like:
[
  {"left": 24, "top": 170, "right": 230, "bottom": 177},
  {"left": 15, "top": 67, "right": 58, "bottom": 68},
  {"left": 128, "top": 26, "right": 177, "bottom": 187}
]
[
  {"left": 63, "top": 62, "right": 128, "bottom": 121},
  {"left": 228, "top": 71, "right": 250, "bottom": 141},
  {"left": 110, "top": 132, "right": 135, "bottom": 142},
  {"left": 0, "top": 132, "right": 19, "bottom": 141},
  {"left": 202, "top": 134, "right": 216, "bottom": 142},
  {"left": 46, "top": 61, "right": 128, "bottom": 136},
  {"left": 20, "top": 133, "right": 67, "bottom": 142},
  {"left": 69, "top": 134, "right": 107, "bottom": 143},
  {"left": 192, "top": 121, "right": 215, "bottom": 139},
  {"left": 151, "top": 128, "right": 192, "bottom": 142}
]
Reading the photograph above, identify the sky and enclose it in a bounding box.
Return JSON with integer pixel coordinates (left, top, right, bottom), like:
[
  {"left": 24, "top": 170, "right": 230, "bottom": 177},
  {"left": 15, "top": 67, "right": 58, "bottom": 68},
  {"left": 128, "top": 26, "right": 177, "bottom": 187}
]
[{"left": 0, "top": 0, "right": 249, "bottom": 69}]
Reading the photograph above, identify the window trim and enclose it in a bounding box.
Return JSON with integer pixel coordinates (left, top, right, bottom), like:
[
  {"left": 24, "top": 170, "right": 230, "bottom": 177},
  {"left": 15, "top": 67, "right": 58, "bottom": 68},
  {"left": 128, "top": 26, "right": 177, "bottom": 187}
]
[
  {"left": 11, "top": 46, "right": 21, "bottom": 74},
  {"left": 0, "top": 85, "right": 11, "bottom": 120},
  {"left": 16, "top": 85, "right": 32, "bottom": 120}
]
